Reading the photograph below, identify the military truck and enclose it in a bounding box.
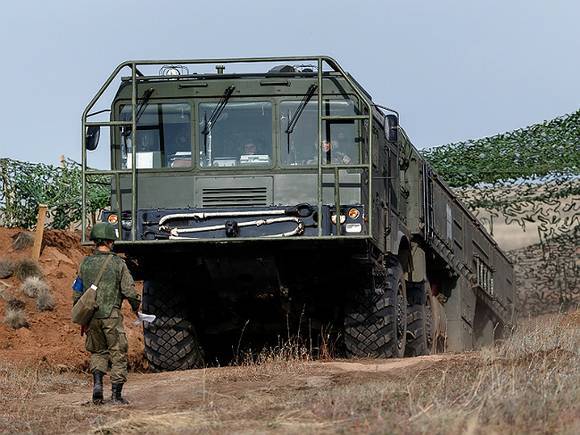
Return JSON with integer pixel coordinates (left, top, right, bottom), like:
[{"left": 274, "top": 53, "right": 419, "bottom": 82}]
[{"left": 81, "top": 56, "right": 514, "bottom": 370}]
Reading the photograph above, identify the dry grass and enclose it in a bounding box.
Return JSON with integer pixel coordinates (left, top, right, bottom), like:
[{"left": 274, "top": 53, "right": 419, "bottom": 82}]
[
  {"left": 289, "top": 313, "right": 580, "bottom": 434},
  {"left": 6, "top": 298, "right": 26, "bottom": 310},
  {"left": 0, "top": 258, "right": 14, "bottom": 279},
  {"left": 0, "top": 362, "right": 89, "bottom": 433},
  {"left": 224, "top": 336, "right": 314, "bottom": 382},
  {"left": 4, "top": 307, "right": 29, "bottom": 329},
  {"left": 13, "top": 259, "right": 42, "bottom": 281},
  {"left": 0, "top": 286, "right": 9, "bottom": 301},
  {"left": 102, "top": 313, "right": 578, "bottom": 434},
  {"left": 92, "top": 412, "right": 220, "bottom": 434},
  {"left": 0, "top": 312, "right": 577, "bottom": 434},
  {"left": 36, "top": 287, "right": 55, "bottom": 311},
  {"left": 11, "top": 231, "right": 34, "bottom": 251},
  {"left": 19, "top": 276, "right": 48, "bottom": 298}
]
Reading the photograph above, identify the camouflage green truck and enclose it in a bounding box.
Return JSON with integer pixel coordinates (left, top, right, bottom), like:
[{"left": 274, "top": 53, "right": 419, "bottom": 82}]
[{"left": 81, "top": 56, "right": 514, "bottom": 370}]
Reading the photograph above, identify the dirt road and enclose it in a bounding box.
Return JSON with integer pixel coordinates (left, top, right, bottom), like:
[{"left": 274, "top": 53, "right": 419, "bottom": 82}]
[{"left": 31, "top": 355, "right": 456, "bottom": 434}]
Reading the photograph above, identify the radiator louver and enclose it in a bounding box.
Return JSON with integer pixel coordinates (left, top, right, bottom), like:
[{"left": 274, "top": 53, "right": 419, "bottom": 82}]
[{"left": 202, "top": 187, "right": 268, "bottom": 207}]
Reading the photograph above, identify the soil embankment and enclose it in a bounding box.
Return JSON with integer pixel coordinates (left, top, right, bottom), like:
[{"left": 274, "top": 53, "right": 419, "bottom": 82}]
[{"left": 0, "top": 228, "right": 144, "bottom": 369}]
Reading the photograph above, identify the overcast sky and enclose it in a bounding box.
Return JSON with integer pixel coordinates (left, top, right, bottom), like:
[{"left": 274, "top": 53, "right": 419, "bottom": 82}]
[{"left": 1, "top": 0, "right": 578, "bottom": 165}]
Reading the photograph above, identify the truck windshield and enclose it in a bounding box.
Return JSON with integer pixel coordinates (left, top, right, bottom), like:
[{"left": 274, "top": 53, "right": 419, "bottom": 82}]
[
  {"left": 119, "top": 103, "right": 192, "bottom": 169},
  {"left": 280, "top": 100, "right": 360, "bottom": 166},
  {"left": 198, "top": 101, "right": 272, "bottom": 167}
]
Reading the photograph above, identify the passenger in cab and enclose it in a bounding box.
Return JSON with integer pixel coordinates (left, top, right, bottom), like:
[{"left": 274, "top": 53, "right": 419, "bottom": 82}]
[
  {"left": 322, "top": 139, "right": 352, "bottom": 164},
  {"left": 242, "top": 142, "right": 257, "bottom": 155}
]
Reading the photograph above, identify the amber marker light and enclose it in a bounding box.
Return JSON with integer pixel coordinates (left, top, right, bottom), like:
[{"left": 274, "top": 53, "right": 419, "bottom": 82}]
[
  {"left": 107, "top": 214, "right": 119, "bottom": 224},
  {"left": 348, "top": 208, "right": 360, "bottom": 220}
]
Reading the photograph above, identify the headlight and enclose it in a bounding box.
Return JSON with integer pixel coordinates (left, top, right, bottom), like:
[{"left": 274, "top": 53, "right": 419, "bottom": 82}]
[
  {"left": 107, "top": 214, "right": 118, "bottom": 224},
  {"left": 348, "top": 208, "right": 360, "bottom": 220}
]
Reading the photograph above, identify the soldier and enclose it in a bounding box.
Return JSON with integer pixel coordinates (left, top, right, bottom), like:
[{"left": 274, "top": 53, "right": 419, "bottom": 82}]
[
  {"left": 321, "top": 139, "right": 352, "bottom": 164},
  {"left": 73, "top": 222, "right": 141, "bottom": 405}
]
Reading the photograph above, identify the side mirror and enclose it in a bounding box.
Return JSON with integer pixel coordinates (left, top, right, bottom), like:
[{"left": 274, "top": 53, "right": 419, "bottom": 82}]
[
  {"left": 385, "top": 114, "right": 399, "bottom": 143},
  {"left": 85, "top": 126, "right": 101, "bottom": 151}
]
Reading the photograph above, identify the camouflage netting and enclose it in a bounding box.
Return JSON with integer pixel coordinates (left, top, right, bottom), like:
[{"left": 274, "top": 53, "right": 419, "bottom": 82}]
[
  {"left": 0, "top": 158, "right": 109, "bottom": 230},
  {"left": 423, "top": 109, "right": 579, "bottom": 316},
  {"left": 422, "top": 109, "right": 580, "bottom": 187},
  {"left": 509, "top": 230, "right": 578, "bottom": 315}
]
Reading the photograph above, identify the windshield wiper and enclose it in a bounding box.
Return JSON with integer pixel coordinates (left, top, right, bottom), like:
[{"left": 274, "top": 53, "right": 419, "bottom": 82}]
[
  {"left": 202, "top": 85, "right": 236, "bottom": 155},
  {"left": 285, "top": 84, "right": 318, "bottom": 152},
  {"left": 134, "top": 88, "right": 155, "bottom": 123},
  {"left": 122, "top": 88, "right": 155, "bottom": 138}
]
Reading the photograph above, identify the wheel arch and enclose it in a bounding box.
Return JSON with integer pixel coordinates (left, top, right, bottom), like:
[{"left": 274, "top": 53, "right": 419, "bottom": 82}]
[{"left": 395, "top": 232, "right": 412, "bottom": 277}]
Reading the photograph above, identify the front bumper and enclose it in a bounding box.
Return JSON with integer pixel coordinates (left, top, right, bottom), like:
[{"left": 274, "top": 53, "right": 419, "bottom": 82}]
[{"left": 103, "top": 204, "right": 365, "bottom": 241}]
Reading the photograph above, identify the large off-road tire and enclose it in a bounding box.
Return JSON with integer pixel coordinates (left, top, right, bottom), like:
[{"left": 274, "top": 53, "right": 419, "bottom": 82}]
[
  {"left": 405, "top": 280, "right": 436, "bottom": 356},
  {"left": 142, "top": 280, "right": 204, "bottom": 371},
  {"left": 344, "top": 257, "right": 407, "bottom": 358}
]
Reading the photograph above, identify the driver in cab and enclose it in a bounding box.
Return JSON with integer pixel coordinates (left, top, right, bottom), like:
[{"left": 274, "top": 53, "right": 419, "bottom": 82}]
[{"left": 239, "top": 142, "right": 269, "bottom": 165}]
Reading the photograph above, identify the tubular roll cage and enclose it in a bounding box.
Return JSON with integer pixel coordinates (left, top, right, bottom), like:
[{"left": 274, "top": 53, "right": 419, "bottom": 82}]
[{"left": 81, "top": 56, "right": 375, "bottom": 244}]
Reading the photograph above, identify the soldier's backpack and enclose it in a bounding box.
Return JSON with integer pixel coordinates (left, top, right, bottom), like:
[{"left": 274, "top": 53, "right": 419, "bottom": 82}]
[{"left": 71, "top": 255, "right": 113, "bottom": 325}]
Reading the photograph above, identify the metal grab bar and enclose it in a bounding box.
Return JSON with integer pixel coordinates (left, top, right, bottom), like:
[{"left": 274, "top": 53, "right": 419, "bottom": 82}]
[
  {"left": 159, "top": 209, "right": 289, "bottom": 226},
  {"left": 167, "top": 217, "right": 305, "bottom": 238}
]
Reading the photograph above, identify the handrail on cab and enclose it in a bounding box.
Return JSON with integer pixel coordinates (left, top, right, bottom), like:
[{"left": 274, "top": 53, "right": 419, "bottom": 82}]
[{"left": 81, "top": 56, "right": 375, "bottom": 243}]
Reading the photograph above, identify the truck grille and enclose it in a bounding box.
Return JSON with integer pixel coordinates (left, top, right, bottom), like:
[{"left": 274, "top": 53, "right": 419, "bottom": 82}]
[{"left": 202, "top": 187, "right": 269, "bottom": 207}]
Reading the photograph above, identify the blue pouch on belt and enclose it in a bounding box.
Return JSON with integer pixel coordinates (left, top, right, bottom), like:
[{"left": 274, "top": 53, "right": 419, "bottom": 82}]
[{"left": 72, "top": 276, "right": 84, "bottom": 294}]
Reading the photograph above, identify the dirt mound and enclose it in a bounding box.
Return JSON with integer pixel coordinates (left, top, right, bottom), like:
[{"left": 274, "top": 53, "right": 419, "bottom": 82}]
[{"left": 0, "top": 227, "right": 144, "bottom": 369}]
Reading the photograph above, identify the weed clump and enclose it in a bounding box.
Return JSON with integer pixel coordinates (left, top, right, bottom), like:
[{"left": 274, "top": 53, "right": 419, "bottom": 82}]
[
  {"left": 36, "top": 288, "right": 55, "bottom": 311},
  {"left": 20, "top": 277, "right": 48, "bottom": 298},
  {"left": 4, "top": 307, "right": 29, "bottom": 329},
  {"left": 11, "top": 232, "right": 34, "bottom": 251},
  {"left": 7, "top": 298, "right": 26, "bottom": 310},
  {"left": 0, "top": 259, "right": 14, "bottom": 279},
  {"left": 13, "top": 259, "right": 42, "bottom": 281}
]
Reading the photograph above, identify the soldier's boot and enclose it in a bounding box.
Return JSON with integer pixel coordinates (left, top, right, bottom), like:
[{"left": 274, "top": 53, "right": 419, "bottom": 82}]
[
  {"left": 92, "top": 370, "right": 104, "bottom": 405},
  {"left": 111, "top": 383, "right": 129, "bottom": 405}
]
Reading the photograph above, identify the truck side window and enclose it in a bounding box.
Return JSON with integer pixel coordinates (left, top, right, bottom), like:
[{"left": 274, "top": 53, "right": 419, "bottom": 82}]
[
  {"left": 280, "top": 99, "right": 361, "bottom": 166},
  {"left": 198, "top": 101, "right": 272, "bottom": 167},
  {"left": 119, "top": 103, "right": 191, "bottom": 169}
]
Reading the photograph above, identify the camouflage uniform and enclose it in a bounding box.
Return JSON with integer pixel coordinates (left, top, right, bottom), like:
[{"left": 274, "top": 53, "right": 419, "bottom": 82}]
[{"left": 73, "top": 251, "right": 140, "bottom": 384}]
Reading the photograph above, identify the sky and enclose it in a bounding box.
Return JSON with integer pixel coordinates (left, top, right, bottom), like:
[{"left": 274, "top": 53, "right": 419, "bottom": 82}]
[{"left": 0, "top": 0, "right": 578, "bottom": 165}]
